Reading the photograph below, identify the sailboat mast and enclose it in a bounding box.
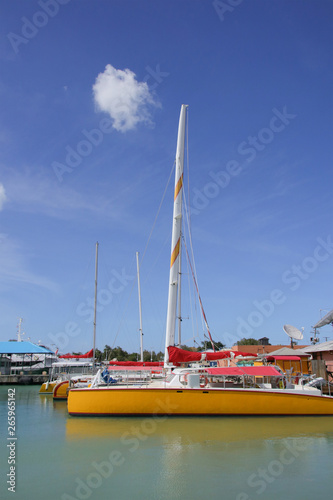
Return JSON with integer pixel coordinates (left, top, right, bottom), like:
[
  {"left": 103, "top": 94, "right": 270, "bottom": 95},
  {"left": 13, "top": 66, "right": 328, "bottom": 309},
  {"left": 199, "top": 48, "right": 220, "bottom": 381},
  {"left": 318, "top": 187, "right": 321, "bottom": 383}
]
[
  {"left": 177, "top": 243, "right": 182, "bottom": 346},
  {"left": 136, "top": 251, "right": 144, "bottom": 362},
  {"left": 164, "top": 104, "right": 187, "bottom": 366},
  {"left": 93, "top": 241, "right": 99, "bottom": 368}
]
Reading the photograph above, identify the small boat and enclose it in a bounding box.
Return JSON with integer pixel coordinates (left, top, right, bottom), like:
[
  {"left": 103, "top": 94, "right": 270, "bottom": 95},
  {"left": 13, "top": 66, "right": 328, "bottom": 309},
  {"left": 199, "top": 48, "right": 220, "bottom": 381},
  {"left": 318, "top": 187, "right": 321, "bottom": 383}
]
[
  {"left": 68, "top": 105, "right": 333, "bottom": 416},
  {"left": 39, "top": 358, "right": 95, "bottom": 395},
  {"left": 53, "top": 374, "right": 94, "bottom": 400},
  {"left": 39, "top": 380, "right": 57, "bottom": 394}
]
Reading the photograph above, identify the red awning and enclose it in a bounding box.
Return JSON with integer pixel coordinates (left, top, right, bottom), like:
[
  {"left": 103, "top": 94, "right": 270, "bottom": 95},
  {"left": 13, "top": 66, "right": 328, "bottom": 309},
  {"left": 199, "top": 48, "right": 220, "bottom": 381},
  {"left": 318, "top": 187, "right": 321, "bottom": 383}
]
[
  {"left": 167, "top": 346, "right": 255, "bottom": 363},
  {"left": 266, "top": 355, "right": 301, "bottom": 361},
  {"left": 59, "top": 349, "right": 94, "bottom": 359},
  {"left": 108, "top": 366, "right": 163, "bottom": 372},
  {"left": 109, "top": 361, "right": 163, "bottom": 367},
  {"left": 206, "top": 366, "right": 282, "bottom": 377}
]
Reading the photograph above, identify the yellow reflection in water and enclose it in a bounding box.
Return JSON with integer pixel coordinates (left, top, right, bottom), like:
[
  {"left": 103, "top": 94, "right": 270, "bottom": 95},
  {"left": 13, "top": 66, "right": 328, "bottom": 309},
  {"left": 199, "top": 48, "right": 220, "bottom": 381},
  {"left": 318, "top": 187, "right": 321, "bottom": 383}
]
[{"left": 66, "top": 414, "right": 333, "bottom": 443}]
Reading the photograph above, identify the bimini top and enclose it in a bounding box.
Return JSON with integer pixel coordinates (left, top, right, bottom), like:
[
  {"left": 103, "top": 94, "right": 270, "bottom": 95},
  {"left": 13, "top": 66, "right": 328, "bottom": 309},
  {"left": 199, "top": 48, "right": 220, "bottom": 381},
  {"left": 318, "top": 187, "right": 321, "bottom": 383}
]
[
  {"left": 206, "top": 366, "right": 282, "bottom": 377},
  {"left": 0, "top": 341, "right": 54, "bottom": 355}
]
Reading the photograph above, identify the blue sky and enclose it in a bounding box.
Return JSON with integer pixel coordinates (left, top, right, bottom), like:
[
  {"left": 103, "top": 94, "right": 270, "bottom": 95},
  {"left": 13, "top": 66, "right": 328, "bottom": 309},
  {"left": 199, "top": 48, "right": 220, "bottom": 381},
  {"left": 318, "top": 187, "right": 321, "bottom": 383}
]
[{"left": 0, "top": 0, "right": 332, "bottom": 355}]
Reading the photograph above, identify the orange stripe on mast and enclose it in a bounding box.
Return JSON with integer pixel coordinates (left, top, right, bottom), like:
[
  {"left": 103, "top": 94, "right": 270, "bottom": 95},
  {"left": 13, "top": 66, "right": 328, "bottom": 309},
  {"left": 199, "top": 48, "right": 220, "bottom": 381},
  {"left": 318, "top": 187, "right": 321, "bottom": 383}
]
[
  {"left": 174, "top": 173, "right": 183, "bottom": 200},
  {"left": 170, "top": 238, "right": 180, "bottom": 268}
]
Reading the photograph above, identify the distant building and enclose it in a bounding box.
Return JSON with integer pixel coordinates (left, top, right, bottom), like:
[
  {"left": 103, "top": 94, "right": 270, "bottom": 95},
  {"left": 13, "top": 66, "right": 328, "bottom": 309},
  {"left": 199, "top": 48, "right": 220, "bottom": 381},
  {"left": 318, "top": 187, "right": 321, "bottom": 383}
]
[
  {"left": 0, "top": 356, "right": 11, "bottom": 375},
  {"left": 302, "top": 341, "right": 333, "bottom": 382},
  {"left": 263, "top": 347, "right": 311, "bottom": 376},
  {"left": 258, "top": 337, "right": 270, "bottom": 346},
  {"left": 232, "top": 343, "right": 309, "bottom": 356},
  {"left": 0, "top": 341, "right": 56, "bottom": 374}
]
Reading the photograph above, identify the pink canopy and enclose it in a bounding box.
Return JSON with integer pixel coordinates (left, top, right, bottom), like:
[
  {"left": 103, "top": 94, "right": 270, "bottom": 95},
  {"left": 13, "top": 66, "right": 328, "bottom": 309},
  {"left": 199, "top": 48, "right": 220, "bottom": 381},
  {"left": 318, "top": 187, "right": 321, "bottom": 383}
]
[{"left": 206, "top": 366, "right": 282, "bottom": 377}]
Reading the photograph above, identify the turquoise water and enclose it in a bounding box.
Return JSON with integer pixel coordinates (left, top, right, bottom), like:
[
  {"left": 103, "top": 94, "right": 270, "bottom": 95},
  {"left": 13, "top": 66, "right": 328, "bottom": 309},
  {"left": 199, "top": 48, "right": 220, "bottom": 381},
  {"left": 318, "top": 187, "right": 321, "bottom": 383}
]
[{"left": 1, "top": 386, "right": 333, "bottom": 500}]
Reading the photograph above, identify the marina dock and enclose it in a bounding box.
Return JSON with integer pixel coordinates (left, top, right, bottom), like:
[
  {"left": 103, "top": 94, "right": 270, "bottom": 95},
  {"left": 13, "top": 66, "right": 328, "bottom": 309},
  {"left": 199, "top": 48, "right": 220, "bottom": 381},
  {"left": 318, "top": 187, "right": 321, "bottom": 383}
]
[{"left": 0, "top": 374, "right": 49, "bottom": 385}]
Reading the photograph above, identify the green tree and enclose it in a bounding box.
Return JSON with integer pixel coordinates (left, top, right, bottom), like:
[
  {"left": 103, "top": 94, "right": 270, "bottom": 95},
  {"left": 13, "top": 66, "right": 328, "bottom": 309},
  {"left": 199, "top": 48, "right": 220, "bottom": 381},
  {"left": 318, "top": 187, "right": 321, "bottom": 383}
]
[
  {"left": 236, "top": 338, "right": 259, "bottom": 346},
  {"left": 200, "top": 340, "right": 225, "bottom": 351},
  {"left": 83, "top": 346, "right": 165, "bottom": 363},
  {"left": 179, "top": 345, "right": 197, "bottom": 351},
  {"left": 141, "top": 350, "right": 149, "bottom": 362},
  {"left": 94, "top": 348, "right": 103, "bottom": 362},
  {"left": 127, "top": 352, "right": 139, "bottom": 362},
  {"left": 102, "top": 345, "right": 113, "bottom": 361},
  {"left": 142, "top": 350, "right": 162, "bottom": 362},
  {"left": 155, "top": 351, "right": 164, "bottom": 361},
  {"left": 100, "top": 345, "right": 130, "bottom": 361},
  {"left": 109, "top": 346, "right": 129, "bottom": 361}
]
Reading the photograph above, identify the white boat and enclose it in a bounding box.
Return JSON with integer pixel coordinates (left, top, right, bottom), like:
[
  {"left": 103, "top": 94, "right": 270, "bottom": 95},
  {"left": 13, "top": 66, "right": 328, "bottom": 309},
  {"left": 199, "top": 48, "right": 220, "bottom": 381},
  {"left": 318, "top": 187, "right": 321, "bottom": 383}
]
[{"left": 39, "top": 358, "right": 96, "bottom": 395}]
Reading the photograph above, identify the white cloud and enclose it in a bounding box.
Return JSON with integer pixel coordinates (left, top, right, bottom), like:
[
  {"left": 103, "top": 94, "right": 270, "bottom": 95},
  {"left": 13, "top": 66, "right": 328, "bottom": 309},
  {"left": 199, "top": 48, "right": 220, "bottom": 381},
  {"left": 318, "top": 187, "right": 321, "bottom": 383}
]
[
  {"left": 0, "top": 183, "right": 6, "bottom": 210},
  {"left": 92, "top": 64, "right": 160, "bottom": 132}
]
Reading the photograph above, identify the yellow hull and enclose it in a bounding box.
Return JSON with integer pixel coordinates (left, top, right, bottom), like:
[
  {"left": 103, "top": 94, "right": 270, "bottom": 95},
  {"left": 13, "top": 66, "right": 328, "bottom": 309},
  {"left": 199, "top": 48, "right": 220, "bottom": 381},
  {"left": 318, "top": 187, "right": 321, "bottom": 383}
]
[
  {"left": 53, "top": 380, "right": 69, "bottom": 400},
  {"left": 39, "top": 381, "right": 57, "bottom": 394},
  {"left": 67, "top": 387, "right": 333, "bottom": 416}
]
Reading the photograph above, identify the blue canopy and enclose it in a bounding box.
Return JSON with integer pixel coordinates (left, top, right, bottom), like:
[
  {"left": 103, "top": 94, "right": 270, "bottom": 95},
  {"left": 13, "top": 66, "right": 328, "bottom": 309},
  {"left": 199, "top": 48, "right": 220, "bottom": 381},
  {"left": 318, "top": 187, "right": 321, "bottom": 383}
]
[{"left": 0, "top": 341, "right": 54, "bottom": 355}]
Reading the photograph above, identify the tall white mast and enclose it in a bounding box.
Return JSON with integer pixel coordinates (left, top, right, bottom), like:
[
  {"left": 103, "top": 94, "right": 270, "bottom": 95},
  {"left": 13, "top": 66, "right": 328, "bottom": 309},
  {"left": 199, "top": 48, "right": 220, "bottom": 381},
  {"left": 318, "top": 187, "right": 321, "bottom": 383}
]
[
  {"left": 93, "top": 241, "right": 99, "bottom": 368},
  {"left": 164, "top": 104, "right": 188, "bottom": 366},
  {"left": 177, "top": 243, "right": 182, "bottom": 346},
  {"left": 136, "top": 251, "right": 144, "bottom": 362}
]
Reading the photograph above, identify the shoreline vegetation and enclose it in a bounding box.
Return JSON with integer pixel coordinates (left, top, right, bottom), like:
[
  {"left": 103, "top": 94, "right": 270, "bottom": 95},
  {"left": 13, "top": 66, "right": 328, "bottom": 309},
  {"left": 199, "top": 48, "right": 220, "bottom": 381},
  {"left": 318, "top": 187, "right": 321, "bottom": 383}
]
[{"left": 72, "top": 339, "right": 256, "bottom": 362}]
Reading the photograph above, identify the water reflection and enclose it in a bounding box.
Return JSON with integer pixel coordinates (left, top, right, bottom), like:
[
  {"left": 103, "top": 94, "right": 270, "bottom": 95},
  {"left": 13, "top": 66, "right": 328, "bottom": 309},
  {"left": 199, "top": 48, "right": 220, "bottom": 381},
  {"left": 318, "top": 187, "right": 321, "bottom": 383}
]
[
  {"left": 66, "top": 415, "right": 333, "bottom": 443},
  {"left": 1, "top": 387, "right": 332, "bottom": 500}
]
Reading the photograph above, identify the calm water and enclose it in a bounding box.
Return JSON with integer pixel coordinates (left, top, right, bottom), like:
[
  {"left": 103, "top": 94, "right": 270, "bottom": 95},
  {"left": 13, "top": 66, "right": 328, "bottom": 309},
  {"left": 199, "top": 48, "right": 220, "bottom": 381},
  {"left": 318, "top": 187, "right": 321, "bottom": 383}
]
[{"left": 1, "top": 386, "right": 333, "bottom": 500}]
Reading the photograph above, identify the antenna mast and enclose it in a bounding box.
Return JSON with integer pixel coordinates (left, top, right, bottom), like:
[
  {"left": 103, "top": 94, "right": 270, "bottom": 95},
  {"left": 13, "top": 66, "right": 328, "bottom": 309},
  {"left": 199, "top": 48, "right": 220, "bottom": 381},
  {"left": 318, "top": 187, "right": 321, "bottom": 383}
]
[{"left": 17, "top": 318, "right": 23, "bottom": 342}]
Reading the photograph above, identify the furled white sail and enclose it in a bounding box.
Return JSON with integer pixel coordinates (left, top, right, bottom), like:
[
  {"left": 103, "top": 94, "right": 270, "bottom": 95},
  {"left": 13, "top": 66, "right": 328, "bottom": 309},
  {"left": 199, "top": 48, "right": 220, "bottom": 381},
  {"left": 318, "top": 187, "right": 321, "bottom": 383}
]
[{"left": 164, "top": 105, "right": 187, "bottom": 366}]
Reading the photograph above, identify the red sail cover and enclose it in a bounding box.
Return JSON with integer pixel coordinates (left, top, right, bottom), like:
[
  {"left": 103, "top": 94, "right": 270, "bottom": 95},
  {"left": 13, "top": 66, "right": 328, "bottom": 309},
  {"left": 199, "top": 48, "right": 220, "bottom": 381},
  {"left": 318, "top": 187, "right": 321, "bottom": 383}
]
[
  {"left": 59, "top": 349, "right": 94, "bottom": 359},
  {"left": 108, "top": 365, "right": 163, "bottom": 371},
  {"left": 109, "top": 361, "right": 163, "bottom": 367},
  {"left": 167, "top": 346, "right": 255, "bottom": 363}
]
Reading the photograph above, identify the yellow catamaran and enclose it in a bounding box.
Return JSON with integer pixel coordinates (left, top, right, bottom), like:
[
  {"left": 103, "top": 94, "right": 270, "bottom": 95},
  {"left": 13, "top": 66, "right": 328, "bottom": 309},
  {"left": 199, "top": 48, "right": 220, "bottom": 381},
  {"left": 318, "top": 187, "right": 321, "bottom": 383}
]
[{"left": 68, "top": 105, "right": 333, "bottom": 417}]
